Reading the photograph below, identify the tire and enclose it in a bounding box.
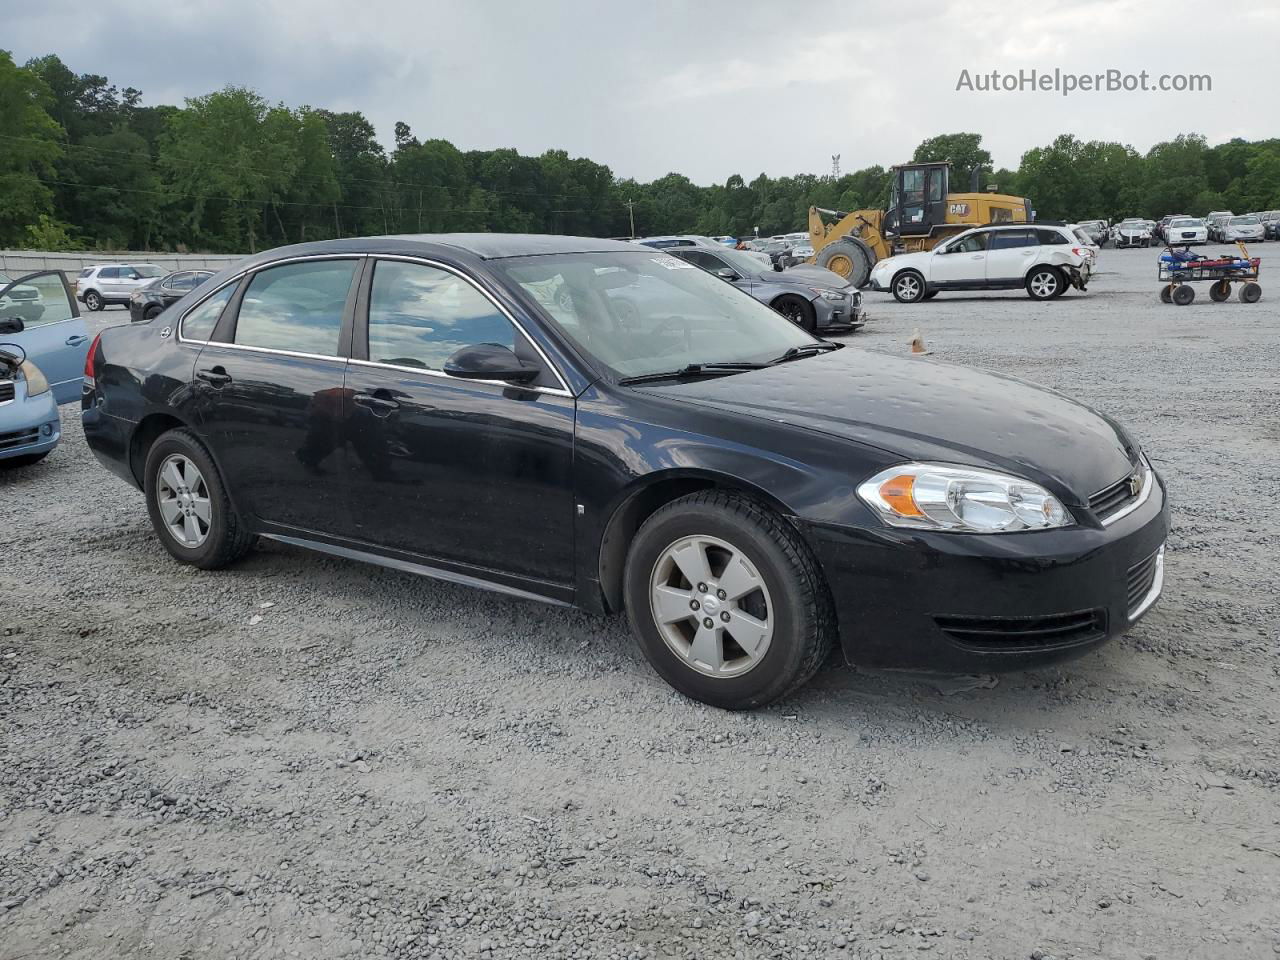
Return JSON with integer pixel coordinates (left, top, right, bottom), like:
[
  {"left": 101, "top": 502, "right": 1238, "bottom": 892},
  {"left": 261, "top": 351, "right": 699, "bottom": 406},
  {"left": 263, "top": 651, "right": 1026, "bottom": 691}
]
[
  {"left": 144, "top": 304, "right": 163, "bottom": 321},
  {"left": 1209, "top": 280, "right": 1231, "bottom": 302},
  {"left": 1239, "top": 282, "right": 1262, "bottom": 303},
  {"left": 1172, "top": 284, "right": 1195, "bottom": 306},
  {"left": 1025, "top": 266, "right": 1063, "bottom": 301},
  {"left": 891, "top": 270, "right": 926, "bottom": 304},
  {"left": 83, "top": 290, "right": 103, "bottom": 312},
  {"left": 922, "top": 290, "right": 939, "bottom": 300},
  {"left": 815, "top": 240, "right": 872, "bottom": 288},
  {"left": 622, "top": 491, "right": 835, "bottom": 710},
  {"left": 772, "top": 294, "right": 816, "bottom": 333},
  {"left": 0, "top": 451, "right": 49, "bottom": 469},
  {"left": 1160, "top": 285, "right": 1173, "bottom": 304},
  {"left": 143, "top": 428, "right": 256, "bottom": 569}
]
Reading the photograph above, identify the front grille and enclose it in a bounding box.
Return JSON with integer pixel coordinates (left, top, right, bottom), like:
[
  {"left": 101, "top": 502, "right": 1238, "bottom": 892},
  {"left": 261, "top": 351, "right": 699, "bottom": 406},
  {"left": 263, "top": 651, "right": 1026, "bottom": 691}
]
[
  {"left": 0, "top": 427, "right": 40, "bottom": 451},
  {"left": 1126, "top": 549, "right": 1161, "bottom": 616},
  {"left": 1089, "top": 470, "right": 1141, "bottom": 520},
  {"left": 934, "top": 610, "right": 1106, "bottom": 651},
  {"left": 0, "top": 380, "right": 14, "bottom": 404}
]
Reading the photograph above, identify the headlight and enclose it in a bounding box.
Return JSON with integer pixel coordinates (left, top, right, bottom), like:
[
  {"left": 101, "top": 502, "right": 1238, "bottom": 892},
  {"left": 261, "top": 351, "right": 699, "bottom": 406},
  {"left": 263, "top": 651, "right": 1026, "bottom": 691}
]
[
  {"left": 812, "top": 288, "right": 849, "bottom": 301},
  {"left": 857, "top": 463, "right": 1073, "bottom": 533},
  {"left": 20, "top": 360, "right": 50, "bottom": 397}
]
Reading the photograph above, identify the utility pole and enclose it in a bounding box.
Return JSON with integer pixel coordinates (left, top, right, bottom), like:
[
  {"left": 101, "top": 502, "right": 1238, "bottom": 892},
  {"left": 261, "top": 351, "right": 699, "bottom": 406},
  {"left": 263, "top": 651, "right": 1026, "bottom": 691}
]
[
  {"left": 831, "top": 154, "right": 841, "bottom": 178},
  {"left": 625, "top": 198, "right": 636, "bottom": 238}
]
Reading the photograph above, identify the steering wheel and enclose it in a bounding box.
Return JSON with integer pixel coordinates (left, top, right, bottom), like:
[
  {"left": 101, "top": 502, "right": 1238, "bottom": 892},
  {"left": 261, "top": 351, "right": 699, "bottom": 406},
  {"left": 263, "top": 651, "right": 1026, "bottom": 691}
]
[{"left": 644, "top": 315, "right": 693, "bottom": 357}]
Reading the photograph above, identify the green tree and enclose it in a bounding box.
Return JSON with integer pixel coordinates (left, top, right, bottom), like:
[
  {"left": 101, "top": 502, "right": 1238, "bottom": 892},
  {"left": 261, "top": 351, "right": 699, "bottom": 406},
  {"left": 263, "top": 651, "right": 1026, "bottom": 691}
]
[
  {"left": 912, "top": 133, "right": 992, "bottom": 192},
  {"left": 0, "top": 51, "right": 64, "bottom": 246}
]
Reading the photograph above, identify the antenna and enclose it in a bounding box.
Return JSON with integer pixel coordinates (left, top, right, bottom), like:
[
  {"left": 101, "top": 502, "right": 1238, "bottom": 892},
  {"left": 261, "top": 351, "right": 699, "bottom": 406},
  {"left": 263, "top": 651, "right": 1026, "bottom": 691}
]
[{"left": 831, "top": 154, "right": 841, "bottom": 178}]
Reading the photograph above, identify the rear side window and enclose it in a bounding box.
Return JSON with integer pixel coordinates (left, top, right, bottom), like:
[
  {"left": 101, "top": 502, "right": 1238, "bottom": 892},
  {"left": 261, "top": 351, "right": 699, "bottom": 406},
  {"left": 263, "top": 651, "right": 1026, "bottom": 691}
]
[
  {"left": 674, "top": 249, "right": 725, "bottom": 271},
  {"left": 366, "top": 260, "right": 515, "bottom": 371},
  {"left": 1036, "top": 228, "right": 1071, "bottom": 245},
  {"left": 181, "top": 285, "right": 235, "bottom": 341},
  {"left": 989, "top": 230, "right": 1036, "bottom": 250},
  {"left": 234, "top": 260, "right": 357, "bottom": 357}
]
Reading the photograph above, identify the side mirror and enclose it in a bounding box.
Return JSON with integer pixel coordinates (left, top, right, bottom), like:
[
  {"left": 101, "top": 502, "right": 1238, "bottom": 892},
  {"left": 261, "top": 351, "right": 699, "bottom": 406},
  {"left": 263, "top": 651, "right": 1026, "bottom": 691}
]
[
  {"left": 443, "top": 342, "right": 540, "bottom": 384},
  {"left": 0, "top": 317, "right": 25, "bottom": 335},
  {"left": 715, "top": 267, "right": 740, "bottom": 281}
]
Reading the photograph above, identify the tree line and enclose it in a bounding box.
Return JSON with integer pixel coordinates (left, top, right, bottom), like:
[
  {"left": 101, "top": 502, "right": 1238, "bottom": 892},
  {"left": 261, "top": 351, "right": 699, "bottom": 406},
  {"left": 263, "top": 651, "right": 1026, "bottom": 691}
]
[{"left": 3, "top": 51, "right": 1279, "bottom": 253}]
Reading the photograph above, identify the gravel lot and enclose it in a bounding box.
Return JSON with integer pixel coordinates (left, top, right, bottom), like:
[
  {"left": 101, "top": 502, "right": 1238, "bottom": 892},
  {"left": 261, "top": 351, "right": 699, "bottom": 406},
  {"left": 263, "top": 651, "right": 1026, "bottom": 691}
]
[{"left": 2, "top": 247, "right": 1278, "bottom": 960}]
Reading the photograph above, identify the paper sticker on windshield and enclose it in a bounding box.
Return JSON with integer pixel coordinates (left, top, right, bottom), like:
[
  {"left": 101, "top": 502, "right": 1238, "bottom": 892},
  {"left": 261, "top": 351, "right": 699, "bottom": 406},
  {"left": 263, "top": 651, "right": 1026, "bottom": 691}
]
[{"left": 651, "top": 256, "right": 694, "bottom": 270}]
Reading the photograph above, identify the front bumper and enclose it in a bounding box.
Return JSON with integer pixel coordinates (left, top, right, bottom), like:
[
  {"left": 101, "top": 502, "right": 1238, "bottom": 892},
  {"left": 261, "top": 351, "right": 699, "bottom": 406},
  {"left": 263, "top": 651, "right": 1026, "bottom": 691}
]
[
  {"left": 0, "top": 389, "right": 61, "bottom": 461},
  {"left": 814, "top": 295, "right": 865, "bottom": 332},
  {"left": 803, "top": 468, "right": 1169, "bottom": 672}
]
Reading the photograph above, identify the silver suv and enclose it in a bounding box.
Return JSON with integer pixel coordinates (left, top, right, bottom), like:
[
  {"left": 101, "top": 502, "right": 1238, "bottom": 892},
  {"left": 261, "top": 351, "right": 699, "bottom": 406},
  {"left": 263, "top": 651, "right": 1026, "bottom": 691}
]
[{"left": 75, "top": 263, "right": 166, "bottom": 311}]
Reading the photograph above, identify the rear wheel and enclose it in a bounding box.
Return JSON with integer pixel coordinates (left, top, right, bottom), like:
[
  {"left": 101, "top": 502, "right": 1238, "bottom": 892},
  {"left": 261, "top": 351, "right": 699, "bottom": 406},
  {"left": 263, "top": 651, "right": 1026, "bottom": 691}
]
[
  {"left": 1172, "top": 284, "right": 1195, "bottom": 306},
  {"left": 623, "top": 491, "right": 834, "bottom": 710},
  {"left": 1209, "top": 280, "right": 1231, "bottom": 302},
  {"left": 144, "top": 303, "right": 164, "bottom": 320},
  {"left": 1025, "top": 266, "right": 1062, "bottom": 300},
  {"left": 815, "top": 240, "right": 872, "bottom": 288},
  {"left": 144, "top": 428, "right": 256, "bottom": 569},
  {"left": 1239, "top": 282, "right": 1262, "bottom": 303},
  {"left": 891, "top": 270, "right": 926, "bottom": 304},
  {"left": 83, "top": 290, "right": 103, "bottom": 312},
  {"left": 772, "top": 294, "right": 816, "bottom": 333},
  {"left": 1160, "top": 284, "right": 1173, "bottom": 303}
]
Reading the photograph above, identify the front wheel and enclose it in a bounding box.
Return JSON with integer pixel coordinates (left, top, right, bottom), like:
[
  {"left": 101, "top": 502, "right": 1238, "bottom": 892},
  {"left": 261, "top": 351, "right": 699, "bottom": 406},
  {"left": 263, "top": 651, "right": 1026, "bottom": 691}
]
[
  {"left": 144, "top": 428, "right": 256, "bottom": 569},
  {"left": 891, "top": 271, "right": 926, "bottom": 303},
  {"left": 814, "top": 240, "right": 872, "bottom": 288},
  {"left": 1160, "top": 284, "right": 1173, "bottom": 304},
  {"left": 1209, "top": 280, "right": 1231, "bottom": 302},
  {"left": 772, "top": 294, "right": 816, "bottom": 333},
  {"left": 1172, "top": 284, "right": 1195, "bottom": 306},
  {"left": 83, "top": 290, "right": 103, "bottom": 312},
  {"left": 623, "top": 491, "right": 835, "bottom": 710},
  {"left": 1239, "top": 282, "right": 1262, "bottom": 303},
  {"left": 1025, "top": 267, "right": 1062, "bottom": 300}
]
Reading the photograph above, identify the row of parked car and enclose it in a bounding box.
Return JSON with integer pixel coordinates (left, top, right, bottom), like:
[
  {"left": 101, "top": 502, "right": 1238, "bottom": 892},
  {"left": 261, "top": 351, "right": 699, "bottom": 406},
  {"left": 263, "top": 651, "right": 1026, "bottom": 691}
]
[{"left": 1154, "top": 212, "right": 1275, "bottom": 245}]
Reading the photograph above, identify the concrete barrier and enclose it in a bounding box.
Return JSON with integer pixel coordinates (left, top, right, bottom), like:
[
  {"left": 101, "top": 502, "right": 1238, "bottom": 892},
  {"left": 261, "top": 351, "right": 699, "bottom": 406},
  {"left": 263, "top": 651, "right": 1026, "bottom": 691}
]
[{"left": 1, "top": 250, "right": 245, "bottom": 275}]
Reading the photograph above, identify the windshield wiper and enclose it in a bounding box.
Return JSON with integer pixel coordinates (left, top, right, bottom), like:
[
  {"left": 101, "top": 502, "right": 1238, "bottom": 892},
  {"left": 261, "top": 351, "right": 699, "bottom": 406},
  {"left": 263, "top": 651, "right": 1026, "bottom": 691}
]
[
  {"left": 770, "top": 342, "right": 841, "bottom": 364},
  {"left": 618, "top": 362, "right": 769, "bottom": 386}
]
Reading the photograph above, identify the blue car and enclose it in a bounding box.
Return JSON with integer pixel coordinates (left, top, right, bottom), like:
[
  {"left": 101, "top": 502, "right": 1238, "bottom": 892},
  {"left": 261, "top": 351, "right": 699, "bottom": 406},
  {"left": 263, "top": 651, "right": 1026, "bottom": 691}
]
[{"left": 0, "top": 270, "right": 89, "bottom": 468}]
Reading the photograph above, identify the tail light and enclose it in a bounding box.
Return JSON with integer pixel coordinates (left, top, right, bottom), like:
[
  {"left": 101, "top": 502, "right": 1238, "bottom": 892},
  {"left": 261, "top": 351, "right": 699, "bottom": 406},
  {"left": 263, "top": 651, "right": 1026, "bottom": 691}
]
[
  {"left": 1072, "top": 247, "right": 1085, "bottom": 256},
  {"left": 83, "top": 332, "right": 103, "bottom": 387}
]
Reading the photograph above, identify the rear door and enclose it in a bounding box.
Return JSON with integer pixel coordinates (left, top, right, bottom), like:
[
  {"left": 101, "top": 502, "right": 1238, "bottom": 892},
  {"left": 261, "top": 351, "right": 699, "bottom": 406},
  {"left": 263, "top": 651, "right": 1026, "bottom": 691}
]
[
  {"left": 0, "top": 271, "right": 87, "bottom": 404},
  {"left": 985, "top": 229, "right": 1040, "bottom": 283},
  {"left": 192, "top": 256, "right": 361, "bottom": 533}
]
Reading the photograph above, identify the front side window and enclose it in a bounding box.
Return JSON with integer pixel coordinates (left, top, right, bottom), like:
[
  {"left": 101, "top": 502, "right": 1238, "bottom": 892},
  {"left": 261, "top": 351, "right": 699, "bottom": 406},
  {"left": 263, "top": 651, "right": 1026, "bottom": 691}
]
[
  {"left": 496, "top": 251, "right": 814, "bottom": 379},
  {"left": 99, "top": 267, "right": 120, "bottom": 280},
  {"left": 948, "top": 233, "right": 988, "bottom": 253},
  {"left": 674, "top": 249, "right": 725, "bottom": 271},
  {"left": 234, "top": 260, "right": 357, "bottom": 356},
  {"left": 366, "top": 260, "right": 515, "bottom": 370},
  {"left": 182, "top": 285, "right": 235, "bottom": 341}
]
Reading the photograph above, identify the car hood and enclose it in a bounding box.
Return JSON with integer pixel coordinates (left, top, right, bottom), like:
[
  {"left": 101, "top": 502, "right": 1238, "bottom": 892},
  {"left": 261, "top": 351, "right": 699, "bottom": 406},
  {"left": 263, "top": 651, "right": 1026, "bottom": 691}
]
[
  {"left": 648, "top": 348, "right": 1138, "bottom": 504},
  {"left": 755, "top": 264, "right": 850, "bottom": 289}
]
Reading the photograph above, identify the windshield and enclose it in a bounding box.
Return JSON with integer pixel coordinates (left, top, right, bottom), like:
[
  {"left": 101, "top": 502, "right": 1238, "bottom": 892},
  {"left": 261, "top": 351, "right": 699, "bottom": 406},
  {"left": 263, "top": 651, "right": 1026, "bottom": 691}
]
[
  {"left": 1231, "top": 216, "right": 1259, "bottom": 225},
  {"left": 495, "top": 251, "right": 816, "bottom": 379},
  {"left": 1169, "top": 218, "right": 1200, "bottom": 227}
]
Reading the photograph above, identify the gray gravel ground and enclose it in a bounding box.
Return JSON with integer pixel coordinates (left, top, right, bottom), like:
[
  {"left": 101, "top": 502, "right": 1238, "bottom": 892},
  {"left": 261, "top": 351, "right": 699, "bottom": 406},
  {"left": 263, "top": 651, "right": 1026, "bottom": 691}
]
[{"left": 2, "top": 246, "right": 1279, "bottom": 960}]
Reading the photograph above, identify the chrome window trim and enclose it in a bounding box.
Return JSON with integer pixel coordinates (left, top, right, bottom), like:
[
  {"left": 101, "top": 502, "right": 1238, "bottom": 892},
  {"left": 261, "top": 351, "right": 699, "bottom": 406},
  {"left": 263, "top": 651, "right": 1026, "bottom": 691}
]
[
  {"left": 346, "top": 357, "right": 571, "bottom": 398},
  {"left": 366, "top": 254, "right": 573, "bottom": 396},
  {"left": 1100, "top": 460, "right": 1155, "bottom": 528},
  {"left": 177, "top": 253, "right": 365, "bottom": 347},
  {"left": 194, "top": 340, "right": 349, "bottom": 365}
]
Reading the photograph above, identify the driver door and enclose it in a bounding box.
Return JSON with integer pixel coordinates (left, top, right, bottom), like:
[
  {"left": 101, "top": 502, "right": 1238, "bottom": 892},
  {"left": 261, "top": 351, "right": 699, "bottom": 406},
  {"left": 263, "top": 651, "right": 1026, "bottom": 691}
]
[
  {"left": 930, "top": 233, "right": 988, "bottom": 287},
  {"left": 340, "top": 257, "right": 577, "bottom": 594},
  {"left": 0, "top": 271, "right": 87, "bottom": 404}
]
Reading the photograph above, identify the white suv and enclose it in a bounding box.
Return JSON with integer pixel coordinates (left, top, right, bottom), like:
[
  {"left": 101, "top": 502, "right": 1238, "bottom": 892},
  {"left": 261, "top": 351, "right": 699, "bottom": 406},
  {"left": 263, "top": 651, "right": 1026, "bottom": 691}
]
[
  {"left": 868, "top": 224, "right": 1092, "bottom": 303},
  {"left": 75, "top": 263, "right": 166, "bottom": 311}
]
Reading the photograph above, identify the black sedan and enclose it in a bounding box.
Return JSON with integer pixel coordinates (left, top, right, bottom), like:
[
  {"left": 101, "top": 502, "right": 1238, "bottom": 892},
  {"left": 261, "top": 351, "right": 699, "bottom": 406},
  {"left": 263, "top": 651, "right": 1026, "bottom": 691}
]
[
  {"left": 129, "top": 269, "right": 216, "bottom": 322},
  {"left": 82, "top": 235, "right": 1168, "bottom": 709}
]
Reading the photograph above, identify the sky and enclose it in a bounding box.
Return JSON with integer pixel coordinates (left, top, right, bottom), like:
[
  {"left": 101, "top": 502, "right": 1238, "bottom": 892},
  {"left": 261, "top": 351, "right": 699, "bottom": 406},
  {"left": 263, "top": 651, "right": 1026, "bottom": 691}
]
[{"left": 2, "top": 0, "right": 1271, "bottom": 184}]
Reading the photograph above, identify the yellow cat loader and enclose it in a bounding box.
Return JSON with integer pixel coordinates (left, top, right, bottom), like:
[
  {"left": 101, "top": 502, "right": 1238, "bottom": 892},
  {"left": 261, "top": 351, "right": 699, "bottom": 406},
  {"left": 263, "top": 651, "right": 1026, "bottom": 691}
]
[{"left": 808, "top": 162, "right": 1033, "bottom": 287}]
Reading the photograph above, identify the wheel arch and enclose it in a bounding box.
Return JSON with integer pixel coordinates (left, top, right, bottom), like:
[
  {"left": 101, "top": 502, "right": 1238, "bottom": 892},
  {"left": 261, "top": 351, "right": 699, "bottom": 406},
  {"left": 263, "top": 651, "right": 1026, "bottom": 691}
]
[
  {"left": 128, "top": 411, "right": 197, "bottom": 487},
  {"left": 596, "top": 470, "right": 796, "bottom": 615}
]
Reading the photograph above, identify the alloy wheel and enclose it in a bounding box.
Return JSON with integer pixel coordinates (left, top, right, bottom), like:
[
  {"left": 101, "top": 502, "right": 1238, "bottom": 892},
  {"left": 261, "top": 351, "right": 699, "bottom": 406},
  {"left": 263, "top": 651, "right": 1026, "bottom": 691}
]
[
  {"left": 648, "top": 534, "right": 773, "bottom": 678},
  {"left": 895, "top": 275, "right": 921, "bottom": 301},
  {"left": 1030, "top": 271, "right": 1059, "bottom": 298},
  {"left": 156, "top": 454, "right": 212, "bottom": 547}
]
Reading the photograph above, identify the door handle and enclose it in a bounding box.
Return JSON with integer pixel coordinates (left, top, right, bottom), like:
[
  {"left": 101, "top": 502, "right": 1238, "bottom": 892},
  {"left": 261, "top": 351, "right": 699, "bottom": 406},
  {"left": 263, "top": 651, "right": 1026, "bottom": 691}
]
[
  {"left": 354, "top": 393, "right": 400, "bottom": 414},
  {"left": 66, "top": 335, "right": 89, "bottom": 346},
  {"left": 970, "top": 255, "right": 984, "bottom": 260},
  {"left": 196, "top": 367, "right": 232, "bottom": 387}
]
